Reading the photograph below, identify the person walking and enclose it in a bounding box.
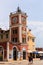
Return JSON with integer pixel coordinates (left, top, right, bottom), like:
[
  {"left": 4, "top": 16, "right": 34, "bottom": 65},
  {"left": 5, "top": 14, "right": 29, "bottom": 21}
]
[
  {"left": 28, "top": 55, "right": 33, "bottom": 65},
  {"left": 31, "top": 56, "right": 33, "bottom": 63}
]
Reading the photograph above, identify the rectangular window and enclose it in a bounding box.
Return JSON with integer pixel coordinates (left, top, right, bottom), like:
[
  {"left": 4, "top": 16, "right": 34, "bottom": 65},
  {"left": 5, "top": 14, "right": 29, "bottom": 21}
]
[
  {"left": 13, "top": 30, "right": 14, "bottom": 34},
  {"left": 6, "top": 34, "right": 8, "bottom": 38},
  {"left": 12, "top": 38, "right": 14, "bottom": 42},
  {"left": 28, "top": 37, "right": 29, "bottom": 41},
  {"left": 12, "top": 38, "right": 17, "bottom": 43},
  {"left": 1, "top": 31, "right": 3, "bottom": 33},
  {"left": 22, "top": 38, "right": 26, "bottom": 43},
  {"left": 15, "top": 38, "right": 17, "bottom": 42},
  {"left": 1, "top": 35, "right": 3, "bottom": 39},
  {"left": 32, "top": 39, "right": 34, "bottom": 42},
  {"left": 13, "top": 29, "right": 17, "bottom": 34}
]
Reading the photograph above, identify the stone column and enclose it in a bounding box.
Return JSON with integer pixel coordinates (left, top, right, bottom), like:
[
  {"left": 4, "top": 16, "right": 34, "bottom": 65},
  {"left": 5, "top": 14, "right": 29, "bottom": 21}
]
[
  {"left": 26, "top": 26, "right": 28, "bottom": 43},
  {"left": 9, "top": 28, "right": 11, "bottom": 42},
  {"left": 35, "top": 54, "right": 36, "bottom": 58},
  {"left": 7, "top": 42, "right": 9, "bottom": 61},
  {"left": 19, "top": 14, "right": 22, "bottom": 43},
  {"left": 9, "top": 16, "right": 11, "bottom": 42},
  {"left": 19, "top": 26, "right": 22, "bottom": 43}
]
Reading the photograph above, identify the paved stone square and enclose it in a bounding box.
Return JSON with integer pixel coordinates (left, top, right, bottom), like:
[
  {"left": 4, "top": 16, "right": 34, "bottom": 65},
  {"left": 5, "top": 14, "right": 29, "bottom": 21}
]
[{"left": 0, "top": 59, "right": 43, "bottom": 65}]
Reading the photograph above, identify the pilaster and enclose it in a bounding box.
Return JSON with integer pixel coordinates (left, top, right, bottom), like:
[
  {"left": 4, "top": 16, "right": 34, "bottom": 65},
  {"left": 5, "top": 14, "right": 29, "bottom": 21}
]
[
  {"left": 7, "top": 42, "right": 9, "bottom": 61},
  {"left": 19, "top": 14, "right": 22, "bottom": 43}
]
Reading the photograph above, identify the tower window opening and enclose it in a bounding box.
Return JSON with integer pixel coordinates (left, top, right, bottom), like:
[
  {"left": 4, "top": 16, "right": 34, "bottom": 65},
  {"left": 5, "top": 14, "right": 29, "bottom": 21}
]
[
  {"left": 13, "top": 29, "right": 17, "bottom": 34},
  {"left": 32, "top": 38, "right": 34, "bottom": 42},
  {"left": 6, "top": 34, "right": 8, "bottom": 38},
  {"left": 12, "top": 38, "right": 17, "bottom": 43},
  {"left": 22, "top": 38, "right": 26, "bottom": 43}
]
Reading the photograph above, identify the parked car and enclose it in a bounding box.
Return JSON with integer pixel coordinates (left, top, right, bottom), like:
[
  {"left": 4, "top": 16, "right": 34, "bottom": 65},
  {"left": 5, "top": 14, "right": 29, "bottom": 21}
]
[{"left": 40, "top": 56, "right": 43, "bottom": 60}]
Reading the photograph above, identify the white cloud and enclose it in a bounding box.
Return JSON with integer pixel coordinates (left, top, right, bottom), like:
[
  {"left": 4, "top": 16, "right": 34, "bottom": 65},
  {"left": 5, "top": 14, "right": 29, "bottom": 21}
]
[
  {"left": 0, "top": 22, "right": 9, "bottom": 30},
  {"left": 28, "top": 21, "right": 43, "bottom": 26},
  {"left": 28, "top": 21, "right": 43, "bottom": 47},
  {"left": 28, "top": 21, "right": 43, "bottom": 32}
]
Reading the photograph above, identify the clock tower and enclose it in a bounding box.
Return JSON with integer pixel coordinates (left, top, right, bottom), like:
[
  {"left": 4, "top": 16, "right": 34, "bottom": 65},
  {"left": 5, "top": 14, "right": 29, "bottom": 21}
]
[
  {"left": 9, "top": 7, "right": 28, "bottom": 60},
  {"left": 9, "top": 7, "right": 27, "bottom": 44}
]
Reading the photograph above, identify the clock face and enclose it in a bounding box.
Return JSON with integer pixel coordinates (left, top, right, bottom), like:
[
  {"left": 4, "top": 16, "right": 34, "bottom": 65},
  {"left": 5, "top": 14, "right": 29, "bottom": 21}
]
[{"left": 13, "top": 17, "right": 17, "bottom": 22}]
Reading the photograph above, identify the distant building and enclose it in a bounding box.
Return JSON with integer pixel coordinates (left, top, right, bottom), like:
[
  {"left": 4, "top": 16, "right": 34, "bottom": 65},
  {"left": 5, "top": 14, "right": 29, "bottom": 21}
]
[
  {"left": 0, "top": 7, "right": 36, "bottom": 61},
  {"left": 36, "top": 48, "right": 43, "bottom": 51},
  {"left": 27, "top": 29, "right": 36, "bottom": 58}
]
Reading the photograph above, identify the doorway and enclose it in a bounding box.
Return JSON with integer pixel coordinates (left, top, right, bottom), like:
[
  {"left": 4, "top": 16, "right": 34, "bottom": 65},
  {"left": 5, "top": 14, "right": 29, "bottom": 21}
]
[
  {"left": 13, "top": 47, "right": 17, "bottom": 60},
  {"left": 23, "top": 51, "right": 26, "bottom": 59}
]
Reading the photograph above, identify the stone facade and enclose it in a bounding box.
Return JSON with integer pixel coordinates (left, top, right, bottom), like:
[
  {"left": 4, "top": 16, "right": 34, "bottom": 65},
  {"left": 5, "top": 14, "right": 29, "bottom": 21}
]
[
  {"left": 0, "top": 7, "right": 28, "bottom": 61},
  {"left": 0, "top": 7, "right": 35, "bottom": 61}
]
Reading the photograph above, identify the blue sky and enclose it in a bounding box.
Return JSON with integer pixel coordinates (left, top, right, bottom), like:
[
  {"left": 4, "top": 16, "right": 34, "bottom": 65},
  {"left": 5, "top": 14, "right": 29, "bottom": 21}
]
[{"left": 0, "top": 0, "right": 43, "bottom": 47}]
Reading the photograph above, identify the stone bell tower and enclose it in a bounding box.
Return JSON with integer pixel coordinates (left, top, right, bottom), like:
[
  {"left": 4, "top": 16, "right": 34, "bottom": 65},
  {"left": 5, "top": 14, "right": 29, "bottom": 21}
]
[{"left": 9, "top": 7, "right": 28, "bottom": 44}]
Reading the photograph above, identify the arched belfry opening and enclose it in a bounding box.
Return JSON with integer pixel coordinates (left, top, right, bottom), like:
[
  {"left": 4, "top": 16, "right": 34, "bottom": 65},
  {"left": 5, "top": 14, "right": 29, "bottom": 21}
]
[{"left": 13, "top": 47, "right": 17, "bottom": 60}]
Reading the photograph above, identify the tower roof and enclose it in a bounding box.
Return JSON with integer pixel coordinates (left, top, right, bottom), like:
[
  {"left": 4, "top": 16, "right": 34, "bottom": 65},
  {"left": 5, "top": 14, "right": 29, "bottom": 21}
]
[
  {"left": 17, "top": 7, "right": 21, "bottom": 13},
  {"left": 10, "top": 7, "right": 27, "bottom": 17},
  {"left": 16, "top": 7, "right": 27, "bottom": 16}
]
